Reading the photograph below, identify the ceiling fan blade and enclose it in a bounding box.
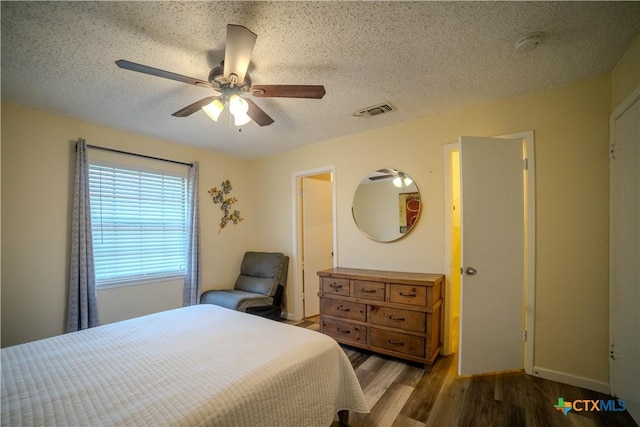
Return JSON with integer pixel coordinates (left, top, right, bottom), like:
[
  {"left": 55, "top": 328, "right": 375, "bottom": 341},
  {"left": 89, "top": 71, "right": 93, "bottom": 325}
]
[
  {"left": 116, "top": 60, "right": 215, "bottom": 89},
  {"left": 172, "top": 96, "right": 218, "bottom": 117},
  {"left": 369, "top": 175, "right": 395, "bottom": 181},
  {"left": 250, "top": 85, "right": 326, "bottom": 99},
  {"left": 377, "top": 168, "right": 398, "bottom": 174},
  {"left": 246, "top": 99, "right": 274, "bottom": 127},
  {"left": 369, "top": 168, "right": 398, "bottom": 180},
  {"left": 223, "top": 24, "right": 257, "bottom": 86}
]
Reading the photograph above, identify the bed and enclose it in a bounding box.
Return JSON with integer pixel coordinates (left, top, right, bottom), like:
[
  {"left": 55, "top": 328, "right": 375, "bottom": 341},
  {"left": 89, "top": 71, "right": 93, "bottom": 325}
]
[{"left": 1, "top": 304, "right": 368, "bottom": 426}]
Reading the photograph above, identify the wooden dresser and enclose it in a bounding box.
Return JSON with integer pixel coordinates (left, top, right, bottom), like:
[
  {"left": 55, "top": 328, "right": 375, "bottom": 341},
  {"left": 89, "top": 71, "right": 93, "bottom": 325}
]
[{"left": 318, "top": 267, "right": 444, "bottom": 368}]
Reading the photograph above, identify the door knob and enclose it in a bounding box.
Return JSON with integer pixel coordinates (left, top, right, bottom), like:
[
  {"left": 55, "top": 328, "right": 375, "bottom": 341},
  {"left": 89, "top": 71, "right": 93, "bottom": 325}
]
[{"left": 465, "top": 266, "right": 478, "bottom": 276}]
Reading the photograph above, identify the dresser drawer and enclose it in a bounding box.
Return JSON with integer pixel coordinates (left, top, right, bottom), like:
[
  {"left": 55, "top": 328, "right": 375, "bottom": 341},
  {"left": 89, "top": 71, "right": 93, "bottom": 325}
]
[
  {"left": 321, "top": 277, "right": 350, "bottom": 296},
  {"left": 351, "top": 280, "right": 385, "bottom": 301},
  {"left": 323, "top": 319, "right": 366, "bottom": 344},
  {"left": 322, "top": 299, "right": 366, "bottom": 322},
  {"left": 369, "top": 328, "right": 425, "bottom": 358},
  {"left": 388, "top": 284, "right": 427, "bottom": 306},
  {"left": 368, "top": 306, "right": 425, "bottom": 333}
]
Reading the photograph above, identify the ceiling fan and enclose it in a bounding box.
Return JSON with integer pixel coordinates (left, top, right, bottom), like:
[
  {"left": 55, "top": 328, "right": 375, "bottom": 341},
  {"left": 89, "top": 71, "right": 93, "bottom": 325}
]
[
  {"left": 369, "top": 169, "right": 413, "bottom": 187},
  {"left": 115, "top": 24, "right": 326, "bottom": 127},
  {"left": 368, "top": 168, "right": 400, "bottom": 181}
]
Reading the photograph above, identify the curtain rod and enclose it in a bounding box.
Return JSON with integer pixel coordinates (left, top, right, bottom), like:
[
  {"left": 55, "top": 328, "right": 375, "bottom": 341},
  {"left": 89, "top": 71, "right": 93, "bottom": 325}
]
[{"left": 82, "top": 143, "right": 193, "bottom": 167}]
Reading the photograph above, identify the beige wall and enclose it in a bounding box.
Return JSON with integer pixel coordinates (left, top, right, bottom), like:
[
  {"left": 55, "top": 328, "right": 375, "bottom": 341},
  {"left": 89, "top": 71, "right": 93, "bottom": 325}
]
[
  {"left": 1, "top": 102, "right": 255, "bottom": 346},
  {"left": 611, "top": 34, "right": 640, "bottom": 111},
  {"left": 251, "top": 75, "right": 612, "bottom": 383}
]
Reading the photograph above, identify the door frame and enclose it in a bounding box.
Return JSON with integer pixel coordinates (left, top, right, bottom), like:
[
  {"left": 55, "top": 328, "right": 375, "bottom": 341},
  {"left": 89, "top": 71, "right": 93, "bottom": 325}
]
[
  {"left": 290, "top": 165, "right": 338, "bottom": 321},
  {"left": 443, "top": 130, "right": 536, "bottom": 374},
  {"left": 609, "top": 85, "right": 640, "bottom": 397}
]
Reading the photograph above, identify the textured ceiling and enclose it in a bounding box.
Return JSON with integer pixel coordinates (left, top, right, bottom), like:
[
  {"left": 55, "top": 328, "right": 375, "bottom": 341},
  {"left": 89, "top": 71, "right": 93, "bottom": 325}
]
[{"left": 2, "top": 2, "right": 639, "bottom": 159}]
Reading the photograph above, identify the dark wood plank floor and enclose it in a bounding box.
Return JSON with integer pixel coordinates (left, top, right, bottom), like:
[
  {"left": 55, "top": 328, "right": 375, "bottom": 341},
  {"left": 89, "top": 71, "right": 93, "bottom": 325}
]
[{"left": 286, "top": 317, "right": 638, "bottom": 427}]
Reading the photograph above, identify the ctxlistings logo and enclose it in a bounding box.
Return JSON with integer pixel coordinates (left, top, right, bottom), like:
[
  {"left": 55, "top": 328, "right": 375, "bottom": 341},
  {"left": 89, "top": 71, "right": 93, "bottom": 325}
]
[
  {"left": 554, "top": 397, "right": 626, "bottom": 416},
  {"left": 554, "top": 398, "right": 573, "bottom": 415}
]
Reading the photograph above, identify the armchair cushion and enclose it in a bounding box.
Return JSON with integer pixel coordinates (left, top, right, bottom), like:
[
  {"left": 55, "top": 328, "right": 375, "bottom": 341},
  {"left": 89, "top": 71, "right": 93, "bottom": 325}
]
[
  {"left": 233, "top": 251, "right": 288, "bottom": 297},
  {"left": 200, "top": 289, "right": 273, "bottom": 312}
]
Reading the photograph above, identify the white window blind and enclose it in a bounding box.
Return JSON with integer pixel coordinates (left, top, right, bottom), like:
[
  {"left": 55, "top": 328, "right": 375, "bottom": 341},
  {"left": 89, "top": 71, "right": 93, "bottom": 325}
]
[{"left": 88, "top": 161, "right": 187, "bottom": 286}]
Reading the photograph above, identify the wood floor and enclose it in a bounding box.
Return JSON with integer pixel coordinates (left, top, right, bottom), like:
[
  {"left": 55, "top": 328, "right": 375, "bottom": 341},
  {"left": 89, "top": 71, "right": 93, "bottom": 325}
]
[{"left": 285, "top": 317, "right": 638, "bottom": 427}]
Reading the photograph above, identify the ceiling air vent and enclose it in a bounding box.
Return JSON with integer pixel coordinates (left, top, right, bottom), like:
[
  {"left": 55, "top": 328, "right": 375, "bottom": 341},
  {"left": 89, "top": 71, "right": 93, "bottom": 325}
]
[{"left": 353, "top": 102, "right": 397, "bottom": 118}]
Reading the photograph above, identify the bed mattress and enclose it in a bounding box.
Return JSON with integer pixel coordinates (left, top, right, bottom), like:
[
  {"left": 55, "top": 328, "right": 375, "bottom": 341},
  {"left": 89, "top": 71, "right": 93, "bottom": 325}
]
[{"left": 1, "top": 304, "right": 368, "bottom": 426}]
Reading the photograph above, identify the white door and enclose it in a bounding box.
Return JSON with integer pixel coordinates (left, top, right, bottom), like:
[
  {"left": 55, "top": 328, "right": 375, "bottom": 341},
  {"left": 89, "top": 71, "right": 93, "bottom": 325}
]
[
  {"left": 302, "top": 176, "right": 334, "bottom": 318},
  {"left": 610, "top": 94, "right": 639, "bottom": 423},
  {"left": 459, "top": 136, "right": 525, "bottom": 376}
]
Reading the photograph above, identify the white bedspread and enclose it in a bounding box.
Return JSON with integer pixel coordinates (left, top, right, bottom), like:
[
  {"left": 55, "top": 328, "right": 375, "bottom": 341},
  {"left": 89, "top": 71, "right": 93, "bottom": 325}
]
[{"left": 1, "top": 305, "right": 368, "bottom": 426}]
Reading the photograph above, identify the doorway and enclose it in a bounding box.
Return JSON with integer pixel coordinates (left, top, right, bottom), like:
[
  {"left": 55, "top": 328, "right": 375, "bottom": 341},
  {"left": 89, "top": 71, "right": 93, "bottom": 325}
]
[
  {"left": 443, "top": 131, "right": 536, "bottom": 375},
  {"left": 291, "top": 166, "right": 337, "bottom": 321}
]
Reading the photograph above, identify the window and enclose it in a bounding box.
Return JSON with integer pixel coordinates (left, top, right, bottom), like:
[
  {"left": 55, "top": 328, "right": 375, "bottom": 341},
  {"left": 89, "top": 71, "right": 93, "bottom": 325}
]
[{"left": 88, "top": 161, "right": 187, "bottom": 287}]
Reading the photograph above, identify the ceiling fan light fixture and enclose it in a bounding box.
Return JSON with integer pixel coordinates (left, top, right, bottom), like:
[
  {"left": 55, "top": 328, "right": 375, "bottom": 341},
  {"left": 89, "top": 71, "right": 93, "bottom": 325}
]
[
  {"left": 229, "top": 94, "right": 251, "bottom": 126},
  {"left": 233, "top": 112, "right": 252, "bottom": 126},
  {"left": 393, "top": 175, "right": 413, "bottom": 188},
  {"left": 202, "top": 99, "right": 224, "bottom": 122}
]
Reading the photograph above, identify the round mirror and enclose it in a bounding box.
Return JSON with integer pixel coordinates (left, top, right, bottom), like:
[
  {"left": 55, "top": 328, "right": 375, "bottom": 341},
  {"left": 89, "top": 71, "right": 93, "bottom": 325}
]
[{"left": 352, "top": 168, "right": 422, "bottom": 242}]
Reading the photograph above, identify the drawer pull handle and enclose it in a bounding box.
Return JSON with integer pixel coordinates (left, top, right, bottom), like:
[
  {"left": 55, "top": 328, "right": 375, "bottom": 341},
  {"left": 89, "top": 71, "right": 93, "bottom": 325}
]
[
  {"left": 329, "top": 283, "right": 343, "bottom": 289},
  {"left": 389, "top": 316, "right": 406, "bottom": 321},
  {"left": 337, "top": 306, "right": 350, "bottom": 312},
  {"left": 361, "top": 289, "right": 377, "bottom": 293},
  {"left": 337, "top": 328, "right": 351, "bottom": 334},
  {"left": 388, "top": 340, "right": 405, "bottom": 346},
  {"left": 399, "top": 292, "right": 417, "bottom": 298}
]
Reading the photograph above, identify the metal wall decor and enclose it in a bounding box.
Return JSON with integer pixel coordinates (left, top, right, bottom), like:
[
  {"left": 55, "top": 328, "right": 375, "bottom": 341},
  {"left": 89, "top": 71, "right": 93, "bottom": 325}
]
[{"left": 209, "top": 180, "right": 243, "bottom": 233}]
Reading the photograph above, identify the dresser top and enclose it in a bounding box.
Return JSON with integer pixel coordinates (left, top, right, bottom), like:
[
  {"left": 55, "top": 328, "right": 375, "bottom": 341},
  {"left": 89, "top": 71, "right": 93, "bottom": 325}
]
[{"left": 317, "top": 267, "right": 443, "bottom": 285}]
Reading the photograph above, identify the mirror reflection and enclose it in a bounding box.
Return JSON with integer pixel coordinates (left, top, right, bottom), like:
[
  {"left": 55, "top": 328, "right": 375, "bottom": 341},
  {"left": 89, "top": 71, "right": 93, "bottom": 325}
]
[{"left": 352, "top": 168, "right": 421, "bottom": 242}]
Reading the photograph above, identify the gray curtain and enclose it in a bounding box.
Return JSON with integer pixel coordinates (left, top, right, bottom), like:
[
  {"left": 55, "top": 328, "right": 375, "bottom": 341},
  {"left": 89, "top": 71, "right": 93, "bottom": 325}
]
[
  {"left": 183, "top": 161, "right": 202, "bottom": 306},
  {"left": 67, "top": 138, "right": 99, "bottom": 332}
]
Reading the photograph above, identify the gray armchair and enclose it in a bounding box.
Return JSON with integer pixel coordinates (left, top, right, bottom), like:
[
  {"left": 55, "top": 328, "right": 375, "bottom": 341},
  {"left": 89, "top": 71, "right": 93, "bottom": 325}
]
[{"left": 200, "top": 251, "right": 289, "bottom": 319}]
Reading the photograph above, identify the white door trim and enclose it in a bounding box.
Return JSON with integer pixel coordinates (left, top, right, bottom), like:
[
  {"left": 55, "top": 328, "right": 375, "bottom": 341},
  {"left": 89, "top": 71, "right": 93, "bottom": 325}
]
[
  {"left": 289, "top": 165, "right": 337, "bottom": 321},
  {"left": 499, "top": 130, "right": 536, "bottom": 375},
  {"left": 609, "top": 85, "right": 640, "bottom": 397},
  {"left": 442, "top": 130, "right": 535, "bottom": 374}
]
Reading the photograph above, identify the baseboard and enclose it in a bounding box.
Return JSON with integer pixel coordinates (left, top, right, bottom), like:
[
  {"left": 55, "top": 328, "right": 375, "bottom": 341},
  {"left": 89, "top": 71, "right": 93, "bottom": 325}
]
[
  {"left": 533, "top": 366, "right": 610, "bottom": 394},
  {"left": 281, "top": 311, "right": 296, "bottom": 320}
]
